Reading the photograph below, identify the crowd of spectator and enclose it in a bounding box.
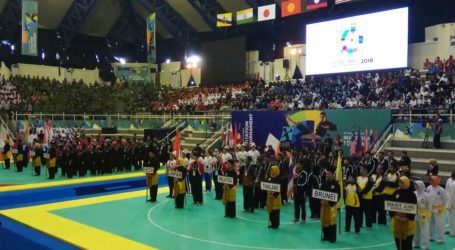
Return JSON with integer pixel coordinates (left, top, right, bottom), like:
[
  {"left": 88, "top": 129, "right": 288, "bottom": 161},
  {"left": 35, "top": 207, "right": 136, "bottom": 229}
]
[
  {"left": 152, "top": 85, "right": 249, "bottom": 113},
  {"left": 1, "top": 76, "right": 165, "bottom": 114},
  {"left": 0, "top": 77, "right": 24, "bottom": 112},
  {"left": 232, "top": 68, "right": 454, "bottom": 110},
  {"left": 1, "top": 56, "right": 454, "bottom": 115}
]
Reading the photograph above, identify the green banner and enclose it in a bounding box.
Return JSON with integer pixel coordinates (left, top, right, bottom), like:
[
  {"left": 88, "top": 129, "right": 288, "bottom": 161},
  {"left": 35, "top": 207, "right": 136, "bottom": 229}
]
[
  {"left": 325, "top": 109, "right": 391, "bottom": 155},
  {"left": 147, "top": 13, "right": 156, "bottom": 64},
  {"left": 21, "top": 0, "right": 38, "bottom": 56},
  {"left": 394, "top": 122, "right": 455, "bottom": 140},
  {"left": 113, "top": 63, "right": 152, "bottom": 84}
]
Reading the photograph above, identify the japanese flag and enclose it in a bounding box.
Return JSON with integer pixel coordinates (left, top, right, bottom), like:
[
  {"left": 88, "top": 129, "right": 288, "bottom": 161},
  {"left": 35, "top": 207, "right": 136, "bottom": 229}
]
[{"left": 258, "top": 4, "right": 276, "bottom": 22}]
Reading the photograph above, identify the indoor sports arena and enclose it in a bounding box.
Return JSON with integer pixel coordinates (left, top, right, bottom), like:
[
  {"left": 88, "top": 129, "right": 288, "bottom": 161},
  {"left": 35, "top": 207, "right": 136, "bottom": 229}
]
[{"left": 1, "top": 0, "right": 455, "bottom": 250}]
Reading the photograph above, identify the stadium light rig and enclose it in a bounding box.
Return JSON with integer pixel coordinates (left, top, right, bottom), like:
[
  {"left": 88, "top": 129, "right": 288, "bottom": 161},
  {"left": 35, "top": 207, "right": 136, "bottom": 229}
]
[
  {"left": 290, "top": 48, "right": 303, "bottom": 55},
  {"left": 114, "top": 56, "right": 126, "bottom": 65},
  {"left": 186, "top": 55, "right": 201, "bottom": 69}
]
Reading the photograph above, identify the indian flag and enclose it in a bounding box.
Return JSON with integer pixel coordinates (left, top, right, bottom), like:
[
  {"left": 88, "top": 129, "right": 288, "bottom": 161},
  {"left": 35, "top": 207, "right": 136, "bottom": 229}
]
[
  {"left": 236, "top": 8, "right": 253, "bottom": 25},
  {"left": 217, "top": 12, "right": 232, "bottom": 27}
]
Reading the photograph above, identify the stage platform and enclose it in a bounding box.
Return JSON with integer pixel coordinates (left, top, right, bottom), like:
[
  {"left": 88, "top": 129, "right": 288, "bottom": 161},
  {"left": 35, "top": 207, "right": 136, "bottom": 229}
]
[{"left": 1, "top": 186, "right": 454, "bottom": 250}]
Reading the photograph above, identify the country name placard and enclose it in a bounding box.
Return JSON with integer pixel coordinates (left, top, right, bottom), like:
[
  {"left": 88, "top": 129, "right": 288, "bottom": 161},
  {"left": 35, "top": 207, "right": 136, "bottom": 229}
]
[
  {"left": 218, "top": 175, "right": 234, "bottom": 185},
  {"left": 143, "top": 167, "right": 155, "bottom": 174},
  {"left": 261, "top": 182, "right": 281, "bottom": 192},
  {"left": 384, "top": 200, "right": 417, "bottom": 214},
  {"left": 168, "top": 170, "right": 182, "bottom": 179},
  {"left": 312, "top": 189, "right": 338, "bottom": 202}
]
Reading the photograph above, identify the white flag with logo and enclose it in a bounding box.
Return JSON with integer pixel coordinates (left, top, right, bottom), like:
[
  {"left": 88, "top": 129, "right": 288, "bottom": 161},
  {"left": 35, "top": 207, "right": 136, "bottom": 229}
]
[{"left": 258, "top": 4, "right": 276, "bottom": 22}]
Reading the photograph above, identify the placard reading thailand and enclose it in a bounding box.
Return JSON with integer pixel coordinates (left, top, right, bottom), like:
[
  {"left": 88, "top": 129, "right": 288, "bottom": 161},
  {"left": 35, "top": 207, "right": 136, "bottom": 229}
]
[
  {"left": 306, "top": 7, "right": 408, "bottom": 75},
  {"left": 143, "top": 167, "right": 155, "bottom": 174},
  {"left": 218, "top": 176, "right": 234, "bottom": 185},
  {"left": 43, "top": 153, "right": 50, "bottom": 159},
  {"left": 261, "top": 182, "right": 281, "bottom": 192},
  {"left": 168, "top": 170, "right": 182, "bottom": 179},
  {"left": 312, "top": 189, "right": 339, "bottom": 202},
  {"left": 384, "top": 200, "right": 417, "bottom": 215}
]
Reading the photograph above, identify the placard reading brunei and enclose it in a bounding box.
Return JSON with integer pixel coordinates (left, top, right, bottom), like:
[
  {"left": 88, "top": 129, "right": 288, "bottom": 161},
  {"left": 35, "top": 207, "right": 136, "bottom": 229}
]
[
  {"left": 312, "top": 189, "right": 339, "bottom": 202},
  {"left": 143, "top": 167, "right": 155, "bottom": 174},
  {"left": 261, "top": 182, "right": 281, "bottom": 192},
  {"left": 384, "top": 200, "right": 417, "bottom": 215},
  {"left": 218, "top": 176, "right": 234, "bottom": 185},
  {"left": 167, "top": 170, "right": 182, "bottom": 179}
]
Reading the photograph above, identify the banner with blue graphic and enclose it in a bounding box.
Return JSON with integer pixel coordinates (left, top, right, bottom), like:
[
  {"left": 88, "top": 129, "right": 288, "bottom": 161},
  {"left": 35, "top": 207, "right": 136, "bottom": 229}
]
[
  {"left": 21, "top": 0, "right": 38, "bottom": 56},
  {"left": 232, "top": 110, "right": 391, "bottom": 155}
]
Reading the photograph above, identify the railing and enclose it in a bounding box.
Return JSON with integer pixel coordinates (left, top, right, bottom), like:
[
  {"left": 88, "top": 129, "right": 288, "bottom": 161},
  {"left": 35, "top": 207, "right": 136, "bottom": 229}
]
[
  {"left": 14, "top": 112, "right": 232, "bottom": 122},
  {"left": 16, "top": 109, "right": 453, "bottom": 124},
  {"left": 159, "top": 120, "right": 187, "bottom": 143},
  {"left": 371, "top": 123, "right": 394, "bottom": 154},
  {"left": 0, "top": 115, "right": 14, "bottom": 143},
  {"left": 391, "top": 109, "right": 454, "bottom": 124},
  {"left": 203, "top": 120, "right": 231, "bottom": 150}
]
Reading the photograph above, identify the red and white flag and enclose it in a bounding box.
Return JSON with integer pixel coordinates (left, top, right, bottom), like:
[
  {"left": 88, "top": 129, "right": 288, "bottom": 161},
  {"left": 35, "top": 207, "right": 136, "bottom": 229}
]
[
  {"left": 228, "top": 124, "right": 234, "bottom": 148},
  {"left": 258, "top": 4, "right": 276, "bottom": 22},
  {"left": 173, "top": 129, "right": 181, "bottom": 157}
]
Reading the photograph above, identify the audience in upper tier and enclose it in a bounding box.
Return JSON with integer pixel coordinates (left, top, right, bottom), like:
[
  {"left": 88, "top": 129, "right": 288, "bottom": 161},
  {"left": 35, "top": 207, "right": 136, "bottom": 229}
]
[
  {"left": 0, "top": 56, "right": 454, "bottom": 115},
  {"left": 0, "top": 78, "right": 24, "bottom": 112},
  {"left": 0, "top": 76, "right": 165, "bottom": 115}
]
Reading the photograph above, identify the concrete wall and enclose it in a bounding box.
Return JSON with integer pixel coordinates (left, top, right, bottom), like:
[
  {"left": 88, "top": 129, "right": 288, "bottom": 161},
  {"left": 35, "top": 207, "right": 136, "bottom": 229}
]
[
  {"left": 159, "top": 61, "right": 181, "bottom": 86},
  {"left": 0, "top": 62, "right": 11, "bottom": 79},
  {"left": 180, "top": 68, "right": 201, "bottom": 87},
  {"left": 410, "top": 42, "right": 438, "bottom": 69},
  {"left": 159, "top": 61, "right": 201, "bottom": 87},
  {"left": 72, "top": 68, "right": 101, "bottom": 85},
  {"left": 410, "top": 23, "right": 455, "bottom": 68},
  {"left": 17, "top": 63, "right": 65, "bottom": 82}
]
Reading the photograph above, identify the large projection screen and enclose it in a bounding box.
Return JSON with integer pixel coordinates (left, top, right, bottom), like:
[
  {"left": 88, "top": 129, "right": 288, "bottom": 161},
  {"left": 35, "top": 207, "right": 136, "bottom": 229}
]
[
  {"left": 306, "top": 7, "right": 408, "bottom": 75},
  {"left": 201, "top": 37, "right": 246, "bottom": 86}
]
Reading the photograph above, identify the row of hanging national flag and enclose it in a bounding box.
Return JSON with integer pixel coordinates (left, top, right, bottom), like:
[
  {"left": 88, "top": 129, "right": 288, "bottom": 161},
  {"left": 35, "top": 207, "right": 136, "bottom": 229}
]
[
  {"left": 216, "top": 0, "right": 352, "bottom": 27},
  {"left": 349, "top": 127, "right": 379, "bottom": 157},
  {"left": 220, "top": 123, "right": 242, "bottom": 147}
]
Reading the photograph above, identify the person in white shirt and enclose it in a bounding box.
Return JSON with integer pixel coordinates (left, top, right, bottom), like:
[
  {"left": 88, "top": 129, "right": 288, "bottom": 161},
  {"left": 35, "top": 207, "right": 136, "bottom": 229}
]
[
  {"left": 166, "top": 153, "right": 177, "bottom": 198},
  {"left": 203, "top": 149, "right": 214, "bottom": 192},
  {"left": 446, "top": 171, "right": 455, "bottom": 237},
  {"left": 248, "top": 143, "right": 260, "bottom": 165},
  {"left": 236, "top": 144, "right": 248, "bottom": 167},
  {"left": 221, "top": 146, "right": 232, "bottom": 163},
  {"left": 414, "top": 181, "right": 432, "bottom": 250},
  {"left": 427, "top": 175, "right": 448, "bottom": 243}
]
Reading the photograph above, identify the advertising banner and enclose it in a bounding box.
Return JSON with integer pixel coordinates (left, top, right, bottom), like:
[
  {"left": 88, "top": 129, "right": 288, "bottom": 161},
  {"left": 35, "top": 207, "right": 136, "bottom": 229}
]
[
  {"left": 147, "top": 13, "right": 156, "bottom": 64},
  {"left": 231, "top": 109, "right": 391, "bottom": 155},
  {"left": 113, "top": 63, "right": 152, "bottom": 84},
  {"left": 21, "top": 0, "right": 38, "bottom": 56}
]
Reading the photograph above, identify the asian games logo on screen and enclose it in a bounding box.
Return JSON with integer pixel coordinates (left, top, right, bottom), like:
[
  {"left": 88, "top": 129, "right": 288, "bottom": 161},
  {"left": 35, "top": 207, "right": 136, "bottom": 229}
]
[{"left": 340, "top": 23, "right": 364, "bottom": 55}]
